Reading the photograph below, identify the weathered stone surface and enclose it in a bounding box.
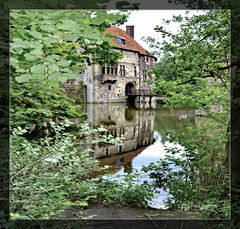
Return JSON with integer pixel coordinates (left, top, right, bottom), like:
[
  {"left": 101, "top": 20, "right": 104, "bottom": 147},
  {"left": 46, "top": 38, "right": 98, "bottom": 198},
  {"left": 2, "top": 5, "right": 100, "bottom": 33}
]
[
  {"left": 61, "top": 80, "right": 86, "bottom": 103},
  {"left": 78, "top": 48, "right": 156, "bottom": 103}
]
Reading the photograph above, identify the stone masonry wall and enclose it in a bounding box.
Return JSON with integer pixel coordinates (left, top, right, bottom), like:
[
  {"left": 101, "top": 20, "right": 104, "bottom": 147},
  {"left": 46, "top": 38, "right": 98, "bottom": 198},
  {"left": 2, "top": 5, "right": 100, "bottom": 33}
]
[
  {"left": 61, "top": 80, "right": 86, "bottom": 103},
  {"left": 78, "top": 49, "right": 156, "bottom": 103}
]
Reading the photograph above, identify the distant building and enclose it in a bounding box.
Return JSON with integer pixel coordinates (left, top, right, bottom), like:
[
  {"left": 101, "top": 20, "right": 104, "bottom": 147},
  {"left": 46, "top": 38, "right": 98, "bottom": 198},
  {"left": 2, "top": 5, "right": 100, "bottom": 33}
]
[{"left": 78, "top": 26, "right": 157, "bottom": 104}]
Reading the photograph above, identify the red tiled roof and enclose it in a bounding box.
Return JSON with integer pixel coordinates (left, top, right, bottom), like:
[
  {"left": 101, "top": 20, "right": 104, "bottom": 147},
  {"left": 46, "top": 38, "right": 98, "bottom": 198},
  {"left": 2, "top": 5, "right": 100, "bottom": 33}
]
[{"left": 105, "top": 27, "right": 149, "bottom": 55}]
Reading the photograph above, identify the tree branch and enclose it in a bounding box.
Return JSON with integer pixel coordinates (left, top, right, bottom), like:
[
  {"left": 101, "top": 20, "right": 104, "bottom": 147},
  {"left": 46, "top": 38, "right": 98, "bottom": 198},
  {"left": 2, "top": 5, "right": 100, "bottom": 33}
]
[
  {"left": 213, "top": 72, "right": 230, "bottom": 93},
  {"left": 177, "top": 74, "right": 213, "bottom": 85},
  {"left": 10, "top": 151, "right": 55, "bottom": 182},
  {"left": 218, "top": 62, "right": 240, "bottom": 71}
]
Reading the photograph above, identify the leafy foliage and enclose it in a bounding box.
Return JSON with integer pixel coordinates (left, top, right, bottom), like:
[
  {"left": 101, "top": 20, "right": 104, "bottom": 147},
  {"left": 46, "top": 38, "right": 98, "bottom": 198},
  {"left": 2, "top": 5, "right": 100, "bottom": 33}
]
[
  {"left": 141, "top": 10, "right": 230, "bottom": 219},
  {"left": 142, "top": 119, "right": 230, "bottom": 218},
  {"left": 10, "top": 122, "right": 151, "bottom": 219},
  {"left": 10, "top": 10, "right": 126, "bottom": 82},
  {"left": 11, "top": 82, "right": 82, "bottom": 131},
  {"left": 145, "top": 10, "right": 230, "bottom": 115},
  {"left": 10, "top": 10, "right": 127, "bottom": 130}
]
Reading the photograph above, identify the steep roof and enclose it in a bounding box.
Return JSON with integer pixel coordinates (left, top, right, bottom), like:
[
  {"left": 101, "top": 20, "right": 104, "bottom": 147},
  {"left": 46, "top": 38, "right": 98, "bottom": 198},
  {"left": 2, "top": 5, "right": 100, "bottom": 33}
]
[{"left": 105, "top": 27, "right": 151, "bottom": 56}]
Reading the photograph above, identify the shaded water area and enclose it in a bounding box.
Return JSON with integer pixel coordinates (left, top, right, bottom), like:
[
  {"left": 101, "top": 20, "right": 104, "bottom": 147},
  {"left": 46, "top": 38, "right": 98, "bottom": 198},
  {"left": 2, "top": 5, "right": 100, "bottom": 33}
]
[{"left": 81, "top": 103, "right": 197, "bottom": 209}]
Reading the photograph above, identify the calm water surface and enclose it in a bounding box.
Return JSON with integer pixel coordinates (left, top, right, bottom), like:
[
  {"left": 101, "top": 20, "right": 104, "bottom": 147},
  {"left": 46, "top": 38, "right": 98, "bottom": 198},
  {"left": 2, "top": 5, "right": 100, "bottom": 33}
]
[{"left": 82, "top": 103, "right": 198, "bottom": 209}]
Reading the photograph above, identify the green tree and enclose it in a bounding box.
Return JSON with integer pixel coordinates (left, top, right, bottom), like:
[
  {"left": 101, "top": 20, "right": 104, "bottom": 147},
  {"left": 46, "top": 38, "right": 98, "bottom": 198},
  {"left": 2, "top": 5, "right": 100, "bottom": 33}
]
[
  {"left": 145, "top": 10, "right": 230, "bottom": 117},
  {"left": 142, "top": 10, "right": 231, "bottom": 220},
  {"left": 10, "top": 10, "right": 127, "bottom": 130}
]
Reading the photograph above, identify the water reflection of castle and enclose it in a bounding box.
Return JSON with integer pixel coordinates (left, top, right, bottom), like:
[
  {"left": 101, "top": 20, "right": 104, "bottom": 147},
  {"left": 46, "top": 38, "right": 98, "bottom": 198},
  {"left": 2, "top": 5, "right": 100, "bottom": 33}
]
[{"left": 86, "top": 104, "right": 155, "bottom": 159}]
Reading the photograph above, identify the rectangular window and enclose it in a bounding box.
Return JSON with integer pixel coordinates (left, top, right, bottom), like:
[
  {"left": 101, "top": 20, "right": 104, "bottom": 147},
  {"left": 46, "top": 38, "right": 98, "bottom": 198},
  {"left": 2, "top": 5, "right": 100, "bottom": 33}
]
[
  {"left": 108, "top": 85, "right": 111, "bottom": 90},
  {"left": 102, "top": 67, "right": 105, "bottom": 74},
  {"left": 134, "top": 66, "right": 137, "bottom": 77},
  {"left": 143, "top": 70, "right": 147, "bottom": 76},
  {"left": 106, "top": 67, "right": 110, "bottom": 74},
  {"left": 120, "top": 65, "right": 126, "bottom": 76},
  {"left": 102, "top": 64, "right": 118, "bottom": 75}
]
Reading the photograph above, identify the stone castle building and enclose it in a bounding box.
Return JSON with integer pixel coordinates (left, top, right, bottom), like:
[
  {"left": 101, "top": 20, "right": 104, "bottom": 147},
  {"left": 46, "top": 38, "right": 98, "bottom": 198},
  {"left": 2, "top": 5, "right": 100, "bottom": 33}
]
[{"left": 78, "top": 26, "right": 157, "bottom": 104}]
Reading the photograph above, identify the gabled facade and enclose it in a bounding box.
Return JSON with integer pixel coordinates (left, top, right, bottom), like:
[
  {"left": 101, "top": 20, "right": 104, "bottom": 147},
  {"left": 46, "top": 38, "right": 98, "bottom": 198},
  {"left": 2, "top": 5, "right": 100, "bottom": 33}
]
[{"left": 79, "top": 26, "right": 157, "bottom": 103}]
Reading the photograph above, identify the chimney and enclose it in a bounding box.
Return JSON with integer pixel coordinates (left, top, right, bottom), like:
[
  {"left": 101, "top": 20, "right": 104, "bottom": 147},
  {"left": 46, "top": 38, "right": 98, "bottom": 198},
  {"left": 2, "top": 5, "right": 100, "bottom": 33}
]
[{"left": 126, "top": 26, "right": 134, "bottom": 38}]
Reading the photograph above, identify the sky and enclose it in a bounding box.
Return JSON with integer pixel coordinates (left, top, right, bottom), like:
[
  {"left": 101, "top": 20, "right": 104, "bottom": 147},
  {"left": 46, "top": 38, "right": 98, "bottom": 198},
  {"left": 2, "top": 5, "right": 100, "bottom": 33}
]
[{"left": 109, "top": 10, "right": 207, "bottom": 53}]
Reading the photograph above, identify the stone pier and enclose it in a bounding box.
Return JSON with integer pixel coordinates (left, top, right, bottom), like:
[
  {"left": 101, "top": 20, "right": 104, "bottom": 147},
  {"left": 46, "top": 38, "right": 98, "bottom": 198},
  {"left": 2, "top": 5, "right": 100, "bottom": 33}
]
[{"left": 134, "top": 96, "right": 156, "bottom": 108}]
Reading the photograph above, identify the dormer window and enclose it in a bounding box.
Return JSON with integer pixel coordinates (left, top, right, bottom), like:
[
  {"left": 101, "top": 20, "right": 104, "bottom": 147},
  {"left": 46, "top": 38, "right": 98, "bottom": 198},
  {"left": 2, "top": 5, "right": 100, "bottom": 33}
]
[{"left": 115, "top": 37, "right": 125, "bottom": 45}]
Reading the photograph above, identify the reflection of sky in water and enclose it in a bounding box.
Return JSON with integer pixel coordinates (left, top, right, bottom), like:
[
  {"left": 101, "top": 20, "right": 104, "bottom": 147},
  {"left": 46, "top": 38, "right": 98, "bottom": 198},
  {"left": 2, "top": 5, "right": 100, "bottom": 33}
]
[{"left": 103, "top": 130, "right": 185, "bottom": 209}]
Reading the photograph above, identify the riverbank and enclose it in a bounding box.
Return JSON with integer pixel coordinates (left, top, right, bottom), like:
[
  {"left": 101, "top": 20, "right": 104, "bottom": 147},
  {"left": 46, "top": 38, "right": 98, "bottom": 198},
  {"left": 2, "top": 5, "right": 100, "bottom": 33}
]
[{"left": 62, "top": 204, "right": 202, "bottom": 219}]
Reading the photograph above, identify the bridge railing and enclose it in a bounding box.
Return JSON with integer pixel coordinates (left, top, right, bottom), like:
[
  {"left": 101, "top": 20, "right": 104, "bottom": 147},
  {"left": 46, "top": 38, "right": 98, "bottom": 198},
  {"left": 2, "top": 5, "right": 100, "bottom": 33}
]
[
  {"left": 127, "top": 89, "right": 153, "bottom": 96},
  {"left": 126, "top": 89, "right": 165, "bottom": 97}
]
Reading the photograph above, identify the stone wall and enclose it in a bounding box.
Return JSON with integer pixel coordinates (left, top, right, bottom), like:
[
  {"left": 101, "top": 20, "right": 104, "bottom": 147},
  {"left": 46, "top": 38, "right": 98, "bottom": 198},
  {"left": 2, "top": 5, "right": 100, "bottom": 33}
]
[
  {"left": 93, "top": 76, "right": 127, "bottom": 103},
  {"left": 61, "top": 80, "right": 86, "bottom": 103},
  {"left": 78, "top": 48, "right": 156, "bottom": 103},
  {"left": 91, "top": 50, "right": 143, "bottom": 103}
]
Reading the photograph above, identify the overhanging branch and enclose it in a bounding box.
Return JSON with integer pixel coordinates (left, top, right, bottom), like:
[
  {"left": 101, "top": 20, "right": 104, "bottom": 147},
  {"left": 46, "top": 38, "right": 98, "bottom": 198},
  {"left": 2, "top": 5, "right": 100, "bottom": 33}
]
[
  {"left": 218, "top": 62, "right": 240, "bottom": 71},
  {"left": 177, "top": 74, "right": 213, "bottom": 85}
]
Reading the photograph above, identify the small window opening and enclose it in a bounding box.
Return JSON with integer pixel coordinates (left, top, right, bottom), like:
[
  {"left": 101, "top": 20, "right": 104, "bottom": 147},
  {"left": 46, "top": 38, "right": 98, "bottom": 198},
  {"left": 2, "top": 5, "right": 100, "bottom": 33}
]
[
  {"left": 134, "top": 66, "right": 137, "bottom": 77},
  {"left": 120, "top": 65, "right": 126, "bottom": 76},
  {"left": 115, "top": 37, "right": 125, "bottom": 45}
]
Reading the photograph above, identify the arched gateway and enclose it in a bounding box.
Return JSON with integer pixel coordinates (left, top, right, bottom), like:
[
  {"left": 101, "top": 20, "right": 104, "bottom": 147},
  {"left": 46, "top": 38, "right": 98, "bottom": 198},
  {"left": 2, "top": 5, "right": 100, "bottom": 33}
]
[{"left": 125, "top": 83, "right": 135, "bottom": 96}]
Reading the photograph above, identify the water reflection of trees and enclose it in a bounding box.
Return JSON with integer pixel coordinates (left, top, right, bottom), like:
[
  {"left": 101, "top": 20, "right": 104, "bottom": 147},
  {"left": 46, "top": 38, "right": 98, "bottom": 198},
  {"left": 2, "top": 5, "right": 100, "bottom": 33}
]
[
  {"left": 154, "top": 109, "right": 195, "bottom": 144},
  {"left": 142, "top": 119, "right": 230, "bottom": 218}
]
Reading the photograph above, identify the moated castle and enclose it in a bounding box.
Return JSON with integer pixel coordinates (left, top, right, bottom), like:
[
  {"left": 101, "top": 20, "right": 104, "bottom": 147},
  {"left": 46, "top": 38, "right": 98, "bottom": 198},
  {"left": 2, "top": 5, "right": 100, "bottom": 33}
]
[{"left": 65, "top": 26, "right": 157, "bottom": 108}]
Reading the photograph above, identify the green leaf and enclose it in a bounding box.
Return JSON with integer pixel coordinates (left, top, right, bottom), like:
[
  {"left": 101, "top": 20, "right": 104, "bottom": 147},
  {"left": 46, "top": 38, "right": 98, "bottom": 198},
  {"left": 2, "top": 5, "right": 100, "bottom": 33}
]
[
  {"left": 12, "top": 47, "right": 23, "bottom": 54},
  {"left": 10, "top": 12, "right": 21, "bottom": 19},
  {"left": 61, "top": 68, "right": 72, "bottom": 73},
  {"left": 63, "top": 35, "right": 79, "bottom": 42},
  {"left": 77, "top": 201, "right": 88, "bottom": 207},
  {"left": 47, "top": 73, "right": 60, "bottom": 81},
  {"left": 90, "top": 17, "right": 105, "bottom": 25},
  {"left": 15, "top": 74, "right": 32, "bottom": 83},
  {"left": 42, "top": 37, "right": 56, "bottom": 46},
  {"left": 30, "top": 49, "right": 44, "bottom": 56},
  {"left": 82, "top": 29, "right": 100, "bottom": 40},
  {"left": 10, "top": 57, "right": 19, "bottom": 67},
  {"left": 48, "top": 64, "right": 59, "bottom": 74},
  {"left": 24, "top": 53, "right": 38, "bottom": 61},
  {"left": 45, "top": 55, "right": 61, "bottom": 62},
  {"left": 96, "top": 40, "right": 103, "bottom": 45},
  {"left": 57, "top": 60, "right": 72, "bottom": 67},
  {"left": 59, "top": 73, "right": 77, "bottom": 80},
  {"left": 16, "top": 68, "right": 28, "bottom": 73},
  {"left": 11, "top": 39, "right": 29, "bottom": 49},
  {"left": 28, "top": 30, "right": 43, "bottom": 39},
  {"left": 40, "top": 25, "right": 57, "bottom": 33},
  {"left": 31, "top": 64, "right": 45, "bottom": 74},
  {"left": 10, "top": 213, "right": 30, "bottom": 220},
  {"left": 63, "top": 200, "right": 73, "bottom": 206},
  {"left": 57, "top": 20, "right": 79, "bottom": 30},
  {"left": 97, "top": 126, "right": 108, "bottom": 132}
]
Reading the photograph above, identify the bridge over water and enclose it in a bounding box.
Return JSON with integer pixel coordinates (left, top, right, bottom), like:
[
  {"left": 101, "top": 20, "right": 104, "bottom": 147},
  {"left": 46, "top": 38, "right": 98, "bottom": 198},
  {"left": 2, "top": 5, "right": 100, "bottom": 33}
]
[{"left": 126, "top": 89, "right": 166, "bottom": 108}]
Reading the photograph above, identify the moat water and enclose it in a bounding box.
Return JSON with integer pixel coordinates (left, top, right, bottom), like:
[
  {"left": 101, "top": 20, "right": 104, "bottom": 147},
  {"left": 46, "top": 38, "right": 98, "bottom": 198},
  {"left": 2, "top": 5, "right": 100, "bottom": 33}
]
[{"left": 82, "top": 103, "right": 198, "bottom": 209}]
